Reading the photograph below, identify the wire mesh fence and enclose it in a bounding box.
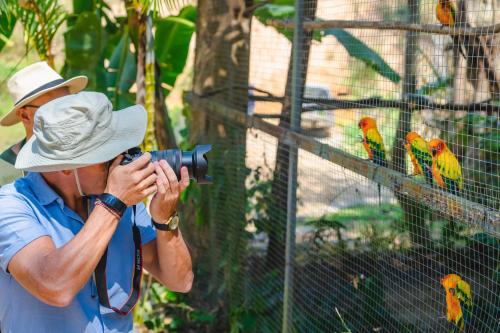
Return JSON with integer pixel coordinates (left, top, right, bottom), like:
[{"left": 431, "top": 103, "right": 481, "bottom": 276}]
[{"left": 189, "top": 0, "right": 500, "bottom": 332}]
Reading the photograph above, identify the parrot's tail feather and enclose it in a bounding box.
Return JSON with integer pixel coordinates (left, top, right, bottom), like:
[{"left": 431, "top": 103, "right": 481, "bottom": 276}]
[
  {"left": 378, "top": 183, "right": 381, "bottom": 206},
  {"left": 424, "top": 167, "right": 434, "bottom": 185},
  {"left": 454, "top": 36, "right": 467, "bottom": 59}
]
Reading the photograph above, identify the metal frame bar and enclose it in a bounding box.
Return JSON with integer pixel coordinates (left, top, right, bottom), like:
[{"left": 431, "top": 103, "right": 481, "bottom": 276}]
[
  {"left": 281, "top": 0, "right": 304, "bottom": 332},
  {"left": 188, "top": 93, "right": 500, "bottom": 233},
  {"left": 266, "top": 19, "right": 500, "bottom": 36}
]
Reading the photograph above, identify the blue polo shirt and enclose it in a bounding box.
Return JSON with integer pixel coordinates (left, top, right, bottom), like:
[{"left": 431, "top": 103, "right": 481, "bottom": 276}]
[{"left": 0, "top": 172, "right": 156, "bottom": 332}]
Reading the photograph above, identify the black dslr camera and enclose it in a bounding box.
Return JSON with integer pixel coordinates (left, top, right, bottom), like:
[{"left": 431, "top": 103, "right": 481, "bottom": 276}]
[{"left": 121, "top": 145, "right": 213, "bottom": 184}]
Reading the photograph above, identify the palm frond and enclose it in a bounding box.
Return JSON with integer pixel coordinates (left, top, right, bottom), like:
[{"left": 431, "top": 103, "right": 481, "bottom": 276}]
[
  {"left": 14, "top": 0, "right": 67, "bottom": 67},
  {"left": 138, "top": 0, "right": 194, "bottom": 15},
  {"left": 0, "top": 0, "right": 7, "bottom": 14}
]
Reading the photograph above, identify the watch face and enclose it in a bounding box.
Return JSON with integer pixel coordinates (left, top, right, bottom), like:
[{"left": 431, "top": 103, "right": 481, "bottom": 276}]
[{"left": 169, "top": 215, "right": 180, "bottom": 230}]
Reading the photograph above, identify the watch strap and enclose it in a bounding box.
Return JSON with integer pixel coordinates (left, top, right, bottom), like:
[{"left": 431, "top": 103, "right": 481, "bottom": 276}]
[{"left": 152, "top": 212, "right": 178, "bottom": 231}]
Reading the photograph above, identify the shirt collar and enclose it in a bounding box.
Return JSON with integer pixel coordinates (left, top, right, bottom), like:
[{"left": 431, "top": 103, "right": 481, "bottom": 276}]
[{"left": 26, "top": 172, "right": 63, "bottom": 207}]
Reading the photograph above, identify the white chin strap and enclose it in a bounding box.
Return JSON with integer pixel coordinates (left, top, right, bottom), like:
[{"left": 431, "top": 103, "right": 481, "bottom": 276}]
[{"left": 74, "top": 169, "right": 86, "bottom": 197}]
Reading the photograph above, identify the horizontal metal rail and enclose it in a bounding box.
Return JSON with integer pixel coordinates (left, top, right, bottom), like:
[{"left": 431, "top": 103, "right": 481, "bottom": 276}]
[
  {"left": 266, "top": 19, "right": 500, "bottom": 37},
  {"left": 188, "top": 93, "right": 500, "bottom": 233}
]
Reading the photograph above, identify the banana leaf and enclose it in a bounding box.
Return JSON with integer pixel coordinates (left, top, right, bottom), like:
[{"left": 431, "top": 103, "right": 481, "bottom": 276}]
[
  {"left": 253, "top": 3, "right": 401, "bottom": 83},
  {"left": 154, "top": 5, "right": 196, "bottom": 95},
  {"left": 0, "top": 11, "right": 15, "bottom": 53},
  {"left": 106, "top": 29, "right": 137, "bottom": 108}
]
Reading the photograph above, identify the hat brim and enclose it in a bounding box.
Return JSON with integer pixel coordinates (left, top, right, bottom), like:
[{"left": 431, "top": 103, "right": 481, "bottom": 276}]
[
  {"left": 15, "top": 105, "right": 147, "bottom": 172},
  {"left": 0, "top": 76, "right": 88, "bottom": 127}
]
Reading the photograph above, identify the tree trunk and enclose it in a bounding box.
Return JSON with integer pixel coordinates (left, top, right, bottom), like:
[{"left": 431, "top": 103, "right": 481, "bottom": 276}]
[
  {"left": 265, "top": 0, "right": 318, "bottom": 273},
  {"left": 154, "top": 62, "right": 177, "bottom": 150},
  {"left": 391, "top": 0, "right": 432, "bottom": 248},
  {"left": 189, "top": 0, "right": 251, "bottom": 326},
  {"left": 135, "top": 10, "right": 157, "bottom": 151}
]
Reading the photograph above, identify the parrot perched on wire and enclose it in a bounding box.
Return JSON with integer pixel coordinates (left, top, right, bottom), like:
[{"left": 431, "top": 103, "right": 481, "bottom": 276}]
[
  {"left": 428, "top": 139, "right": 463, "bottom": 195},
  {"left": 436, "top": 0, "right": 499, "bottom": 94},
  {"left": 441, "top": 274, "right": 473, "bottom": 332},
  {"left": 435, "top": 0, "right": 466, "bottom": 58},
  {"left": 358, "top": 117, "right": 387, "bottom": 205},
  {"left": 404, "top": 132, "right": 433, "bottom": 185},
  {"left": 358, "top": 117, "right": 387, "bottom": 167}
]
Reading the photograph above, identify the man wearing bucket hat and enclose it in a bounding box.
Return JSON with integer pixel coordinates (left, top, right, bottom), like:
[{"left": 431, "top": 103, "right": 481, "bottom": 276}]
[
  {"left": 0, "top": 92, "right": 193, "bottom": 332},
  {"left": 0, "top": 61, "right": 87, "bottom": 186}
]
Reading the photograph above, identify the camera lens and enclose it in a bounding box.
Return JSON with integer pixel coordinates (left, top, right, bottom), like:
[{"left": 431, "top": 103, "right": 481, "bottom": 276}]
[{"left": 150, "top": 145, "right": 212, "bottom": 184}]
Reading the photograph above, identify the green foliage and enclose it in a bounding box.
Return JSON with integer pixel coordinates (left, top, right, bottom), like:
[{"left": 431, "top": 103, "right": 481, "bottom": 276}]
[
  {"left": 456, "top": 113, "right": 499, "bottom": 209},
  {"left": 64, "top": 10, "right": 105, "bottom": 92},
  {"left": 253, "top": 2, "right": 400, "bottom": 83},
  {"left": 154, "top": 5, "right": 196, "bottom": 95},
  {"left": 322, "top": 28, "right": 401, "bottom": 83},
  {"left": 13, "top": 0, "right": 66, "bottom": 63},
  {"left": 416, "top": 76, "right": 452, "bottom": 96},
  {"left": 138, "top": 0, "right": 189, "bottom": 14},
  {"left": 106, "top": 29, "right": 137, "bottom": 108},
  {"left": 304, "top": 204, "right": 406, "bottom": 255},
  {"left": 63, "top": 1, "right": 137, "bottom": 107},
  {"left": 0, "top": 0, "right": 7, "bottom": 15},
  {"left": 0, "top": 10, "right": 15, "bottom": 52},
  {"left": 229, "top": 271, "right": 283, "bottom": 333},
  {"left": 135, "top": 280, "right": 215, "bottom": 332},
  {"left": 246, "top": 166, "right": 273, "bottom": 234}
]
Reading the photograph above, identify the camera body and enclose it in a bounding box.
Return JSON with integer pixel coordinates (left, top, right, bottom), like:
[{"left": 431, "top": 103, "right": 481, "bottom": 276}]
[{"left": 121, "top": 145, "right": 213, "bottom": 184}]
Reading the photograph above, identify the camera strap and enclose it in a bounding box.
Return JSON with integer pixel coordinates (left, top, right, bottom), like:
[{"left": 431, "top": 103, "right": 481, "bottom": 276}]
[{"left": 95, "top": 205, "right": 143, "bottom": 316}]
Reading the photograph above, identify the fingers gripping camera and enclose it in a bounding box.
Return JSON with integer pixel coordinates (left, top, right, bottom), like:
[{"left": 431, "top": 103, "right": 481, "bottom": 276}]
[{"left": 121, "top": 145, "right": 213, "bottom": 184}]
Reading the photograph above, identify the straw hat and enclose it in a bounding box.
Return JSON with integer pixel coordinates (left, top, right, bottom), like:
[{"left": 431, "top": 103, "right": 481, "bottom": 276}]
[
  {"left": 0, "top": 61, "right": 88, "bottom": 126},
  {"left": 15, "top": 92, "right": 147, "bottom": 172}
]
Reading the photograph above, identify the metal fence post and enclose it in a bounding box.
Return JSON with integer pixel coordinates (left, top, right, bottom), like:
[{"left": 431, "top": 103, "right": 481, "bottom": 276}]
[{"left": 282, "top": 0, "right": 304, "bottom": 332}]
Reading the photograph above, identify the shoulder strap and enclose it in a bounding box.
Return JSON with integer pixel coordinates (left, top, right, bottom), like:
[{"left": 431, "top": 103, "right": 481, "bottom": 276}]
[{"left": 95, "top": 205, "right": 143, "bottom": 316}]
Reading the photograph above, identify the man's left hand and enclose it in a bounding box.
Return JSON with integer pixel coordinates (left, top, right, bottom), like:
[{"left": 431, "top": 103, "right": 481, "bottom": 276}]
[{"left": 149, "top": 161, "right": 190, "bottom": 223}]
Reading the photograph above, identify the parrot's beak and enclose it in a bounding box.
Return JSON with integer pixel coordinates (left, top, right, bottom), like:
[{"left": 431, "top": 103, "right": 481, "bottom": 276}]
[{"left": 431, "top": 147, "right": 437, "bottom": 156}]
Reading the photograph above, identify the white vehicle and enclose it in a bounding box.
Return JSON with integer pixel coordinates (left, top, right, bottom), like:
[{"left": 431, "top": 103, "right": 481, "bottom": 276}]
[{"left": 302, "top": 84, "right": 334, "bottom": 137}]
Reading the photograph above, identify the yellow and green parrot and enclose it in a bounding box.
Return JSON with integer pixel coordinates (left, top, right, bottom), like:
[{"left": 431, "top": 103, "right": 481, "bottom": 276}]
[
  {"left": 404, "top": 132, "right": 433, "bottom": 185},
  {"left": 428, "top": 138, "right": 463, "bottom": 195},
  {"left": 441, "top": 274, "right": 473, "bottom": 332},
  {"left": 358, "top": 117, "right": 387, "bottom": 167},
  {"left": 436, "top": 0, "right": 466, "bottom": 58}
]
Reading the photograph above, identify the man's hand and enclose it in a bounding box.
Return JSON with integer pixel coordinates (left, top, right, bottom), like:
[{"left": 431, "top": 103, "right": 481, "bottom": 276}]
[
  {"left": 149, "top": 161, "right": 190, "bottom": 222},
  {"left": 104, "top": 153, "right": 157, "bottom": 206}
]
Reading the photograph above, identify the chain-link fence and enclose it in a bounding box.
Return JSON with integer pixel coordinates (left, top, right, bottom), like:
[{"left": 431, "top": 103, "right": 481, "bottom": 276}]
[{"left": 188, "top": 0, "right": 500, "bottom": 331}]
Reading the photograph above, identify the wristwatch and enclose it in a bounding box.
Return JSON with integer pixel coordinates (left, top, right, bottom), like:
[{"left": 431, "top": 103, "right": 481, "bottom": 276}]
[{"left": 152, "top": 212, "right": 179, "bottom": 231}]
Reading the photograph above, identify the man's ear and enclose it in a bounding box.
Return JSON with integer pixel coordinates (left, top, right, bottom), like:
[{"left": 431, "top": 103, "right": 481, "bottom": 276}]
[{"left": 16, "top": 107, "right": 32, "bottom": 126}]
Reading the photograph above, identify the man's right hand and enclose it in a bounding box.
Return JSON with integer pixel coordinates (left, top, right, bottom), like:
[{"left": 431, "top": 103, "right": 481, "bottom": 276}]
[{"left": 104, "top": 153, "right": 157, "bottom": 206}]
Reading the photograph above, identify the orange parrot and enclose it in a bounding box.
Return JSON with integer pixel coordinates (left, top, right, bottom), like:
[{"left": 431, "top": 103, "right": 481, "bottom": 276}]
[
  {"left": 428, "top": 139, "right": 463, "bottom": 195},
  {"left": 436, "top": 0, "right": 499, "bottom": 93},
  {"left": 436, "top": 0, "right": 466, "bottom": 58},
  {"left": 404, "top": 132, "right": 433, "bottom": 185},
  {"left": 358, "top": 117, "right": 387, "bottom": 167},
  {"left": 441, "top": 274, "right": 473, "bottom": 332}
]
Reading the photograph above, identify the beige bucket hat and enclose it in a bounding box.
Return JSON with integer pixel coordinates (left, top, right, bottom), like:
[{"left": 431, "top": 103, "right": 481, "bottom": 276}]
[
  {"left": 15, "top": 92, "right": 147, "bottom": 172},
  {"left": 0, "top": 61, "right": 88, "bottom": 126}
]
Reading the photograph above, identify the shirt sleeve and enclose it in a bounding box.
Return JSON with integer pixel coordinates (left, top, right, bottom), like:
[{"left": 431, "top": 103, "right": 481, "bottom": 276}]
[
  {"left": 134, "top": 202, "right": 157, "bottom": 246},
  {"left": 0, "top": 194, "right": 50, "bottom": 273}
]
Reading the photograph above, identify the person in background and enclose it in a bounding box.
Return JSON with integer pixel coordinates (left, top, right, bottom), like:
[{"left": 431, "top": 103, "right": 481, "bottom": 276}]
[{"left": 0, "top": 61, "right": 87, "bottom": 185}]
